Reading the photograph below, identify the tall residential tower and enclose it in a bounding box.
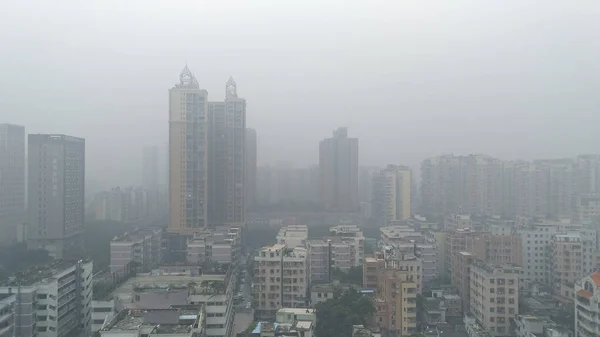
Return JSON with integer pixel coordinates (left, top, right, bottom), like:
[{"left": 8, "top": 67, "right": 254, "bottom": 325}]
[
  {"left": 0, "top": 123, "right": 25, "bottom": 245},
  {"left": 245, "top": 128, "right": 257, "bottom": 212},
  {"left": 319, "top": 127, "right": 359, "bottom": 212},
  {"left": 27, "top": 134, "right": 85, "bottom": 259},
  {"left": 168, "top": 66, "right": 209, "bottom": 234},
  {"left": 207, "top": 77, "right": 247, "bottom": 225}
]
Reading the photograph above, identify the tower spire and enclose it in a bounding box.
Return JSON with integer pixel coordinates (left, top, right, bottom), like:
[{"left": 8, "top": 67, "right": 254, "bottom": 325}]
[
  {"left": 226, "top": 77, "right": 237, "bottom": 99},
  {"left": 179, "top": 65, "right": 199, "bottom": 89}
]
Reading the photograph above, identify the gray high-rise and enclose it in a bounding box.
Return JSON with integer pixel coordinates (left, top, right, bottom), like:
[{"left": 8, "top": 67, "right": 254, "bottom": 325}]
[
  {"left": 319, "top": 127, "right": 359, "bottom": 212},
  {"left": 27, "top": 134, "right": 85, "bottom": 259},
  {"left": 0, "top": 123, "right": 25, "bottom": 245},
  {"left": 245, "top": 128, "right": 257, "bottom": 212},
  {"left": 207, "top": 78, "right": 246, "bottom": 225}
]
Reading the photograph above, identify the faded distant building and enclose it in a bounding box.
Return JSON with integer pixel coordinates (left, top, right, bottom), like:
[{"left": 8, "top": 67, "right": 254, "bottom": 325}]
[
  {"left": 371, "top": 165, "right": 412, "bottom": 225},
  {"left": 0, "top": 123, "right": 25, "bottom": 245},
  {"left": 256, "top": 166, "right": 319, "bottom": 207},
  {"left": 319, "top": 127, "right": 359, "bottom": 212},
  {"left": 142, "top": 145, "right": 159, "bottom": 189},
  {"left": 27, "top": 134, "right": 85, "bottom": 259},
  {"left": 421, "top": 155, "right": 503, "bottom": 217},
  {"left": 246, "top": 128, "right": 257, "bottom": 211},
  {"left": 168, "top": 66, "right": 209, "bottom": 234}
]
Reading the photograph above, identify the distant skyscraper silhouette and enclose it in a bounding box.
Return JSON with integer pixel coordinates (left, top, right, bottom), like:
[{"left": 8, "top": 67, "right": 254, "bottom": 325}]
[
  {"left": 27, "top": 134, "right": 85, "bottom": 258},
  {"left": 0, "top": 123, "right": 25, "bottom": 245},
  {"left": 245, "top": 128, "right": 257, "bottom": 212},
  {"left": 319, "top": 127, "right": 359, "bottom": 212}
]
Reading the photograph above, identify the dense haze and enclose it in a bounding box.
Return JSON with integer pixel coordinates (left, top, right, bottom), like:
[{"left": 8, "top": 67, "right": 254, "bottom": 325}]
[{"left": 1, "top": 1, "right": 599, "bottom": 190}]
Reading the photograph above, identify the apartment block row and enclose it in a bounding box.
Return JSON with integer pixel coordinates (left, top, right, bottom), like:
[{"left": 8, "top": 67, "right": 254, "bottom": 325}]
[
  {"left": 254, "top": 224, "right": 365, "bottom": 319},
  {"left": 0, "top": 260, "right": 94, "bottom": 337},
  {"left": 109, "top": 228, "right": 163, "bottom": 273},
  {"left": 93, "top": 264, "right": 237, "bottom": 337},
  {"left": 90, "top": 186, "right": 167, "bottom": 222},
  {"left": 421, "top": 154, "right": 600, "bottom": 220}
]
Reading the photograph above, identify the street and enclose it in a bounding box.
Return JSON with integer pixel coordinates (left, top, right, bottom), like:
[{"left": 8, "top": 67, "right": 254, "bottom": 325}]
[{"left": 231, "top": 254, "right": 254, "bottom": 336}]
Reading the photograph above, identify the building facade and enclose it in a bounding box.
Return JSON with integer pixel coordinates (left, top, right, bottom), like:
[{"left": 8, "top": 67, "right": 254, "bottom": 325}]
[
  {"left": 245, "top": 128, "right": 257, "bottom": 212},
  {"left": 0, "top": 260, "right": 94, "bottom": 337},
  {"left": 27, "top": 134, "right": 85, "bottom": 259},
  {"left": 0, "top": 123, "right": 25, "bottom": 245},
  {"left": 253, "top": 244, "right": 309, "bottom": 319},
  {"left": 207, "top": 77, "right": 246, "bottom": 226},
  {"left": 371, "top": 165, "right": 411, "bottom": 225},
  {"left": 110, "top": 228, "right": 163, "bottom": 273},
  {"left": 575, "top": 272, "right": 600, "bottom": 337},
  {"left": 469, "top": 261, "right": 520, "bottom": 337},
  {"left": 319, "top": 127, "right": 359, "bottom": 212},
  {"left": 168, "top": 66, "right": 209, "bottom": 234}
]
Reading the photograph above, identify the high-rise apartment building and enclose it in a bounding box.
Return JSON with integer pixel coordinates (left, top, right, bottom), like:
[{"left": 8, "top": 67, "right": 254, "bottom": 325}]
[
  {"left": 142, "top": 145, "right": 159, "bottom": 189},
  {"left": 253, "top": 244, "right": 308, "bottom": 320},
  {"left": 27, "top": 134, "right": 85, "bottom": 259},
  {"left": 168, "top": 66, "right": 209, "bottom": 234},
  {"left": 371, "top": 165, "right": 412, "bottom": 225},
  {"left": 319, "top": 127, "right": 359, "bottom": 212},
  {"left": 0, "top": 123, "right": 25, "bottom": 245},
  {"left": 421, "top": 155, "right": 503, "bottom": 217},
  {"left": 469, "top": 261, "right": 520, "bottom": 337},
  {"left": 452, "top": 251, "right": 476, "bottom": 313},
  {"left": 518, "top": 223, "right": 560, "bottom": 284},
  {"left": 245, "top": 128, "right": 257, "bottom": 211},
  {"left": 207, "top": 77, "right": 246, "bottom": 226}
]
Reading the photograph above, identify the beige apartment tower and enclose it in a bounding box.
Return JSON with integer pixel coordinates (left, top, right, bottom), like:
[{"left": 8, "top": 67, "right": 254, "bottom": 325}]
[
  {"left": 371, "top": 165, "right": 412, "bottom": 225},
  {"left": 168, "top": 66, "right": 209, "bottom": 234},
  {"left": 319, "top": 127, "right": 359, "bottom": 212}
]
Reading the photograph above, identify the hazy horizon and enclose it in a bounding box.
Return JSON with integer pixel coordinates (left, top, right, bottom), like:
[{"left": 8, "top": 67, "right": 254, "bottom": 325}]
[{"left": 1, "top": 1, "right": 599, "bottom": 190}]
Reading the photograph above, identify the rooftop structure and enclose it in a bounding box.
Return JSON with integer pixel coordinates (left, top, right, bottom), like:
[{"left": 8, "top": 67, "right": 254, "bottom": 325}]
[{"left": 100, "top": 308, "right": 204, "bottom": 337}]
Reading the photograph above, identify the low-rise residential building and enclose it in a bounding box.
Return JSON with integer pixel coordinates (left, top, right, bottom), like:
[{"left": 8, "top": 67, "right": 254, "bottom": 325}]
[
  {"left": 99, "top": 308, "right": 205, "bottom": 337},
  {"left": 514, "top": 315, "right": 557, "bottom": 337},
  {"left": 306, "top": 235, "right": 364, "bottom": 284},
  {"left": 91, "top": 299, "right": 117, "bottom": 332},
  {"left": 0, "top": 260, "right": 94, "bottom": 337},
  {"left": 470, "top": 261, "right": 521, "bottom": 337},
  {"left": 253, "top": 244, "right": 309, "bottom": 319},
  {"left": 186, "top": 228, "right": 240, "bottom": 265},
  {"left": 110, "top": 227, "right": 162, "bottom": 273},
  {"left": 466, "top": 233, "right": 522, "bottom": 266},
  {"left": 276, "top": 225, "right": 308, "bottom": 249}
]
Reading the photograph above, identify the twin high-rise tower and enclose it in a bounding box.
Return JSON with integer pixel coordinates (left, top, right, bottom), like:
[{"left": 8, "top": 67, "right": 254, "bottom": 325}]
[{"left": 168, "top": 66, "right": 247, "bottom": 234}]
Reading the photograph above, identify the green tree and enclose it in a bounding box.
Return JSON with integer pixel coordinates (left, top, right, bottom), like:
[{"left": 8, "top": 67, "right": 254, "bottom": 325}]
[
  {"left": 331, "top": 266, "right": 363, "bottom": 286},
  {"left": 315, "top": 288, "right": 375, "bottom": 337}
]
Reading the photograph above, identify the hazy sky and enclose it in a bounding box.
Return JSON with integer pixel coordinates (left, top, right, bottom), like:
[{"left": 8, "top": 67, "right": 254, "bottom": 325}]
[{"left": 1, "top": 1, "right": 599, "bottom": 189}]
